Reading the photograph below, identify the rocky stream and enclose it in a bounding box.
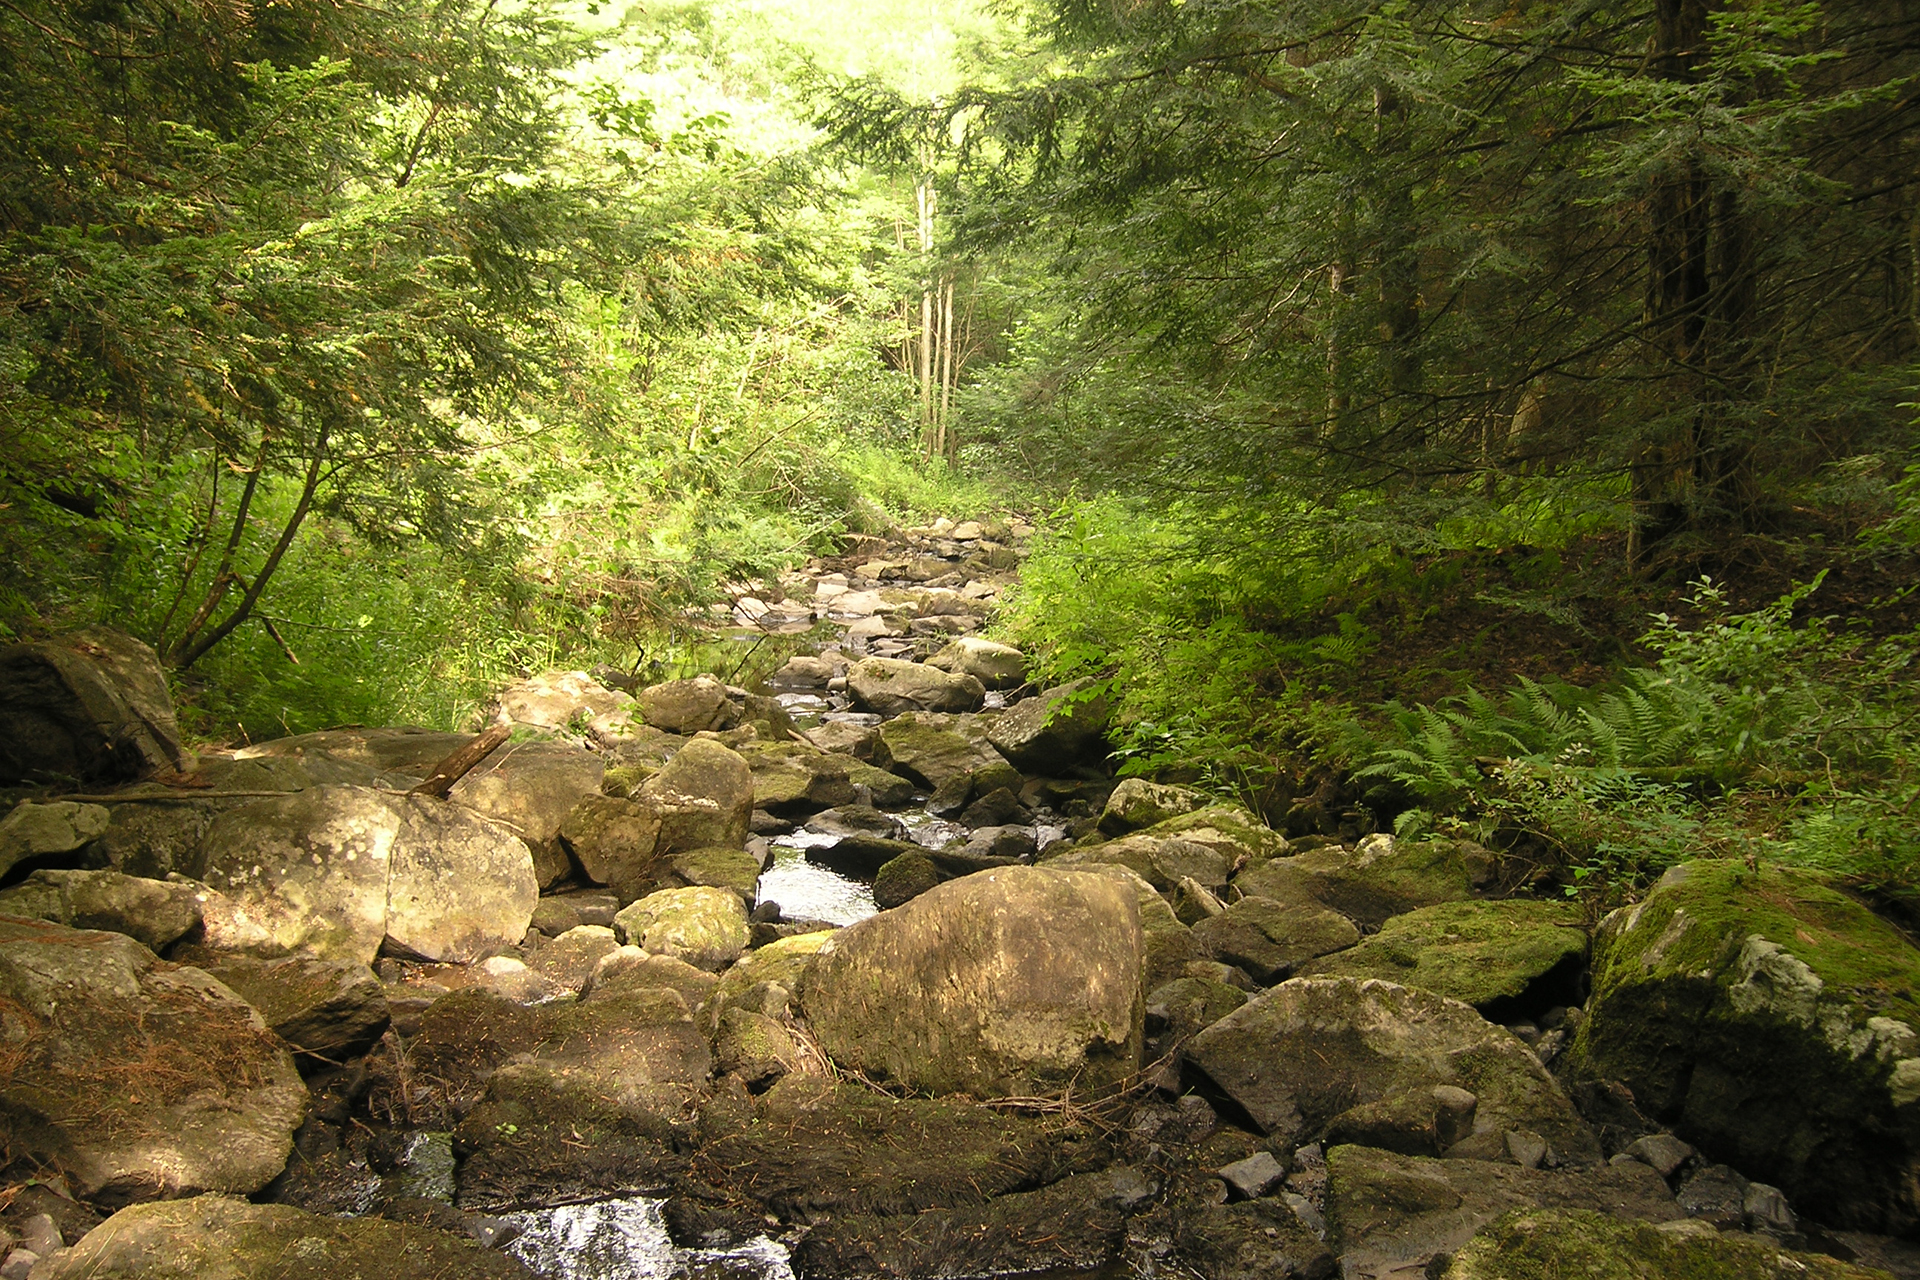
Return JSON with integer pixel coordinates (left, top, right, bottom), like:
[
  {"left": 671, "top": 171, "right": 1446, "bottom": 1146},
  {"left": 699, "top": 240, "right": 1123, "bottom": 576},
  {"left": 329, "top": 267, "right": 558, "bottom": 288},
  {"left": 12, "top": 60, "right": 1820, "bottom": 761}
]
[{"left": 4, "top": 517, "right": 1920, "bottom": 1279}]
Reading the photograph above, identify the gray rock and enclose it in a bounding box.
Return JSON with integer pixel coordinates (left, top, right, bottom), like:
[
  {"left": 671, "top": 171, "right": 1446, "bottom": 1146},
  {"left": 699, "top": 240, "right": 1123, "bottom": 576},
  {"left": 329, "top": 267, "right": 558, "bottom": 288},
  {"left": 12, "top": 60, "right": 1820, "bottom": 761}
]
[
  {"left": 0, "top": 868, "right": 207, "bottom": 951},
  {"left": 1190, "top": 896, "right": 1359, "bottom": 985},
  {"left": 924, "top": 637, "right": 1026, "bottom": 690},
  {"left": 1676, "top": 1163, "right": 1750, "bottom": 1229},
  {"left": 1218, "top": 1150, "right": 1287, "bottom": 1200},
  {"left": 1744, "top": 1181, "right": 1796, "bottom": 1235},
  {"left": 1186, "top": 977, "right": 1599, "bottom": 1162},
  {"left": 558, "top": 794, "right": 660, "bottom": 900},
  {"left": 447, "top": 740, "right": 603, "bottom": 881},
  {"left": 1506, "top": 1128, "right": 1549, "bottom": 1169},
  {"left": 636, "top": 675, "right": 735, "bottom": 734},
  {"left": 187, "top": 951, "right": 390, "bottom": 1058},
  {"left": 847, "top": 658, "right": 986, "bottom": 716},
  {"left": 0, "top": 801, "right": 110, "bottom": 880},
  {"left": 638, "top": 738, "right": 754, "bottom": 855},
  {"left": 0, "top": 918, "right": 306, "bottom": 1202},
  {"left": 986, "top": 678, "right": 1111, "bottom": 771},
  {"left": 1099, "top": 778, "right": 1210, "bottom": 835},
  {"left": 1625, "top": 1132, "right": 1695, "bottom": 1178},
  {"left": 800, "top": 865, "right": 1144, "bottom": 1097},
  {"left": 0, "top": 628, "right": 192, "bottom": 785},
  {"left": 612, "top": 885, "right": 749, "bottom": 972}
]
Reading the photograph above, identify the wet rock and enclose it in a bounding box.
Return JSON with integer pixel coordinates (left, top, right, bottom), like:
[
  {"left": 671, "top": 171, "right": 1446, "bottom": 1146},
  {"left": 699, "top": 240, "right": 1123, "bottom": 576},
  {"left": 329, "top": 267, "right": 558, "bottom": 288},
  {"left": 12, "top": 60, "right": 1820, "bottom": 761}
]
[
  {"left": 33, "top": 1193, "right": 532, "bottom": 1279},
  {"left": 1325, "top": 1146, "right": 1681, "bottom": 1279},
  {"left": 1306, "top": 899, "right": 1587, "bottom": 1012},
  {"left": 807, "top": 805, "right": 907, "bottom": 839},
  {"left": 1187, "top": 977, "right": 1599, "bottom": 1162},
  {"left": 1441, "top": 1208, "right": 1877, "bottom": 1280},
  {"left": 0, "top": 868, "right": 207, "bottom": 951},
  {"left": 0, "top": 917, "right": 307, "bottom": 1202},
  {"left": 188, "top": 950, "right": 389, "bottom": 1059},
  {"left": 0, "top": 628, "right": 193, "bottom": 785},
  {"left": 987, "top": 678, "right": 1111, "bottom": 771},
  {"left": 613, "top": 885, "right": 750, "bottom": 972},
  {"left": 924, "top": 636, "right": 1027, "bottom": 690},
  {"left": 1233, "top": 835, "right": 1474, "bottom": 927},
  {"left": 800, "top": 865, "right": 1144, "bottom": 1097},
  {"left": 1566, "top": 859, "right": 1920, "bottom": 1232},
  {"left": 1100, "top": 778, "right": 1211, "bottom": 835},
  {"left": 873, "top": 850, "right": 941, "bottom": 909},
  {"left": 1191, "top": 896, "right": 1360, "bottom": 985},
  {"left": 809, "top": 833, "right": 922, "bottom": 878},
  {"left": 959, "top": 785, "right": 1027, "bottom": 827},
  {"left": 0, "top": 800, "right": 111, "bottom": 881},
  {"left": 847, "top": 658, "right": 986, "bottom": 716}
]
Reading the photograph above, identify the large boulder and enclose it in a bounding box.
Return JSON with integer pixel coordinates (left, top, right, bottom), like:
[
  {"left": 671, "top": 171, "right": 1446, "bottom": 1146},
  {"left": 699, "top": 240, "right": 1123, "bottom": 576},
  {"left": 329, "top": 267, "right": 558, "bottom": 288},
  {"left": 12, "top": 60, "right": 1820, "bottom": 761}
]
[
  {"left": 0, "top": 628, "right": 193, "bottom": 785},
  {"left": 1099, "top": 778, "right": 1212, "bottom": 835},
  {"left": 1140, "top": 804, "right": 1291, "bottom": 862},
  {"left": 491, "top": 669, "right": 633, "bottom": 733},
  {"left": 799, "top": 865, "right": 1144, "bottom": 1097},
  {"left": 925, "top": 637, "right": 1027, "bottom": 690},
  {"left": 636, "top": 675, "right": 735, "bottom": 734},
  {"left": 1191, "top": 896, "right": 1360, "bottom": 985},
  {"left": 557, "top": 793, "right": 661, "bottom": 901},
  {"left": 1441, "top": 1207, "right": 1881, "bottom": 1280},
  {"left": 638, "top": 738, "right": 754, "bottom": 854},
  {"left": 1069, "top": 862, "right": 1202, "bottom": 990},
  {"left": 847, "top": 658, "right": 986, "bottom": 716},
  {"left": 0, "top": 869, "right": 208, "bottom": 951},
  {"left": 1233, "top": 835, "right": 1477, "bottom": 926},
  {"left": 189, "top": 786, "right": 535, "bottom": 965},
  {"left": 231, "top": 726, "right": 474, "bottom": 776},
  {"left": 187, "top": 950, "right": 390, "bottom": 1058},
  {"left": 1308, "top": 899, "right": 1587, "bottom": 1012},
  {"left": 446, "top": 739, "right": 604, "bottom": 878},
  {"left": 1566, "top": 859, "right": 1920, "bottom": 1232},
  {"left": 1048, "top": 833, "right": 1232, "bottom": 894},
  {"left": 612, "top": 885, "right": 750, "bottom": 972},
  {"left": 1324, "top": 1147, "right": 1683, "bottom": 1280},
  {"left": 0, "top": 918, "right": 307, "bottom": 1202},
  {"left": 986, "top": 678, "right": 1111, "bottom": 771},
  {"left": 0, "top": 800, "right": 110, "bottom": 881},
  {"left": 736, "top": 740, "right": 857, "bottom": 815},
  {"left": 872, "top": 715, "right": 1020, "bottom": 794},
  {"left": 1187, "top": 977, "right": 1598, "bottom": 1162},
  {"left": 33, "top": 1195, "right": 533, "bottom": 1280}
]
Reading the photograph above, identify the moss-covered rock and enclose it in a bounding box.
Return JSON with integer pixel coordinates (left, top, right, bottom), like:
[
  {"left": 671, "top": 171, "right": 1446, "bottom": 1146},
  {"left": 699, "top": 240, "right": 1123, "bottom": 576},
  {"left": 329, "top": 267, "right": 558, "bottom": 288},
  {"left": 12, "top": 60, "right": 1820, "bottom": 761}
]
[
  {"left": 637, "top": 738, "right": 754, "bottom": 855},
  {"left": 1566, "top": 859, "right": 1920, "bottom": 1232},
  {"left": 874, "top": 850, "right": 942, "bottom": 908},
  {"left": 1136, "top": 804, "right": 1290, "bottom": 862},
  {"left": 0, "top": 868, "right": 208, "bottom": 951},
  {"left": 665, "top": 846, "right": 762, "bottom": 899},
  {"left": 34, "top": 1195, "right": 532, "bottom": 1280},
  {"left": 1146, "top": 975, "right": 1248, "bottom": 1043},
  {"left": 847, "top": 658, "right": 987, "bottom": 716},
  {"left": 1234, "top": 835, "right": 1475, "bottom": 926},
  {"left": 188, "top": 950, "right": 390, "bottom": 1059},
  {"left": 735, "top": 740, "right": 857, "bottom": 816},
  {"left": 613, "top": 885, "right": 750, "bottom": 972},
  {"left": 1064, "top": 861, "right": 1201, "bottom": 989},
  {"left": 987, "top": 678, "right": 1112, "bottom": 772},
  {"left": 1099, "top": 779, "right": 1212, "bottom": 835},
  {"left": 1307, "top": 899, "right": 1586, "bottom": 1012},
  {"left": 1046, "top": 833, "right": 1231, "bottom": 893},
  {"left": 1442, "top": 1208, "right": 1884, "bottom": 1280},
  {"left": 1325, "top": 1147, "right": 1683, "bottom": 1280},
  {"left": 848, "top": 763, "right": 918, "bottom": 807},
  {"left": 701, "top": 929, "right": 835, "bottom": 1035},
  {"left": 872, "top": 714, "right": 1019, "bottom": 794},
  {"left": 1191, "top": 896, "right": 1360, "bottom": 985}
]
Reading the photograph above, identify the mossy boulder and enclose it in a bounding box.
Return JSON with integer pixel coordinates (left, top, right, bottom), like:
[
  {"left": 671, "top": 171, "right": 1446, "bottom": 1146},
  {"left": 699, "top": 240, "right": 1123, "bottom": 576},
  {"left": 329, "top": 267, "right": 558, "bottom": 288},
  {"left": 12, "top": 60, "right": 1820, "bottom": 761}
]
[
  {"left": 1068, "top": 861, "right": 1202, "bottom": 989},
  {"left": 924, "top": 636, "right": 1028, "bottom": 691},
  {"left": 847, "top": 658, "right": 987, "bottom": 716},
  {"left": 872, "top": 714, "right": 1019, "bottom": 794},
  {"left": 0, "top": 868, "right": 208, "bottom": 952},
  {"left": 34, "top": 1195, "right": 532, "bottom": 1280},
  {"left": 637, "top": 738, "right": 755, "bottom": 855},
  {"left": 1187, "top": 977, "right": 1598, "bottom": 1162},
  {"left": 187, "top": 950, "right": 390, "bottom": 1059},
  {"left": 1098, "top": 778, "right": 1212, "bottom": 835},
  {"left": 559, "top": 794, "right": 661, "bottom": 899},
  {"left": 874, "top": 850, "right": 942, "bottom": 908},
  {"left": 1325, "top": 1147, "right": 1683, "bottom": 1280},
  {"left": 1046, "top": 833, "right": 1231, "bottom": 894},
  {"left": 1146, "top": 975, "right": 1249, "bottom": 1043},
  {"left": 665, "top": 846, "right": 763, "bottom": 900},
  {"left": 1234, "top": 835, "right": 1475, "bottom": 927},
  {"left": 702, "top": 929, "right": 835, "bottom": 1036},
  {"left": 736, "top": 740, "right": 858, "bottom": 816},
  {"left": 1566, "top": 859, "right": 1920, "bottom": 1232},
  {"left": 848, "top": 762, "right": 918, "bottom": 806},
  {"left": 0, "top": 918, "right": 307, "bottom": 1203},
  {"left": 1191, "top": 896, "right": 1361, "bottom": 985},
  {"left": 1136, "top": 804, "right": 1290, "bottom": 862},
  {"left": 1307, "top": 899, "right": 1587, "bottom": 1013},
  {"left": 799, "top": 866, "right": 1144, "bottom": 1097},
  {"left": 613, "top": 884, "right": 750, "bottom": 972},
  {"left": 1441, "top": 1208, "right": 1883, "bottom": 1280}
]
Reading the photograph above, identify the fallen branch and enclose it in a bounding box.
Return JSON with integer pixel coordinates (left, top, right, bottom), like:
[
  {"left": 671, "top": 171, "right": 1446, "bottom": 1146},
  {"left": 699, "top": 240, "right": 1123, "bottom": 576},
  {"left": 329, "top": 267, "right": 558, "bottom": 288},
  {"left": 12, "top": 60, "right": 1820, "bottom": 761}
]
[{"left": 409, "top": 724, "right": 511, "bottom": 799}]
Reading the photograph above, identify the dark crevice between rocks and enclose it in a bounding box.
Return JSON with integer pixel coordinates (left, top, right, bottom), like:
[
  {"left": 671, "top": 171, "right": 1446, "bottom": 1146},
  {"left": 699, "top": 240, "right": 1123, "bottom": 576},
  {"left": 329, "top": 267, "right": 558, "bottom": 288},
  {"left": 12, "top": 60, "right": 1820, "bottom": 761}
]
[{"left": 1476, "top": 949, "right": 1591, "bottom": 1027}]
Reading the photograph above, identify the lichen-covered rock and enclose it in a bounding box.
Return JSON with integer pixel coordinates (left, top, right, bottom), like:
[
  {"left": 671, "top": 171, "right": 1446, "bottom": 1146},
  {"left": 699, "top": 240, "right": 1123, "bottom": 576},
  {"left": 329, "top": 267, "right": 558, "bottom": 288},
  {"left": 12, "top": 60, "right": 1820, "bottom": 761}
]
[
  {"left": 0, "top": 628, "right": 193, "bottom": 785},
  {"left": 613, "top": 885, "right": 750, "bottom": 972},
  {"left": 1567, "top": 859, "right": 1920, "bottom": 1232},
  {"left": 34, "top": 1195, "right": 534, "bottom": 1280},
  {"left": 0, "top": 918, "right": 307, "bottom": 1202},
  {"left": 799, "top": 865, "right": 1144, "bottom": 1097},
  {"left": 1099, "top": 778, "right": 1212, "bottom": 835},
  {"left": 872, "top": 714, "right": 1019, "bottom": 794},
  {"left": 187, "top": 950, "right": 390, "bottom": 1058},
  {"left": 1325, "top": 1148, "right": 1683, "bottom": 1280},
  {"left": 848, "top": 762, "right": 917, "bottom": 806},
  {"left": 1441, "top": 1208, "right": 1882, "bottom": 1280},
  {"left": 558, "top": 794, "right": 661, "bottom": 901},
  {"left": 1138, "top": 804, "right": 1291, "bottom": 862},
  {"left": 1307, "top": 899, "right": 1587, "bottom": 1011},
  {"left": 0, "top": 800, "right": 110, "bottom": 880},
  {"left": 638, "top": 738, "right": 754, "bottom": 855},
  {"left": 924, "top": 636, "right": 1027, "bottom": 691},
  {"left": 1187, "top": 977, "right": 1597, "bottom": 1162},
  {"left": 491, "top": 669, "right": 633, "bottom": 734},
  {"left": 663, "top": 846, "right": 762, "bottom": 900},
  {"left": 446, "top": 740, "right": 603, "bottom": 881},
  {"left": 1046, "top": 833, "right": 1231, "bottom": 893},
  {"left": 190, "top": 786, "right": 534, "bottom": 965},
  {"left": 873, "top": 850, "right": 942, "bottom": 909},
  {"left": 0, "top": 868, "right": 208, "bottom": 951},
  {"left": 847, "top": 658, "right": 986, "bottom": 716},
  {"left": 986, "top": 678, "right": 1111, "bottom": 771},
  {"left": 1234, "top": 835, "right": 1474, "bottom": 926},
  {"left": 1191, "top": 896, "right": 1360, "bottom": 985},
  {"left": 636, "top": 674, "right": 736, "bottom": 734}
]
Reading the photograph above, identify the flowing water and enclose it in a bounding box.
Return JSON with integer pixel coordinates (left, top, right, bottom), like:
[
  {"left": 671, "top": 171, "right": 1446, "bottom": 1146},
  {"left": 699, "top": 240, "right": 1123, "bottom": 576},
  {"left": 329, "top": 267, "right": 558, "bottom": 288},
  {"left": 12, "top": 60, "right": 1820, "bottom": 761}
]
[{"left": 505, "top": 1197, "right": 795, "bottom": 1280}]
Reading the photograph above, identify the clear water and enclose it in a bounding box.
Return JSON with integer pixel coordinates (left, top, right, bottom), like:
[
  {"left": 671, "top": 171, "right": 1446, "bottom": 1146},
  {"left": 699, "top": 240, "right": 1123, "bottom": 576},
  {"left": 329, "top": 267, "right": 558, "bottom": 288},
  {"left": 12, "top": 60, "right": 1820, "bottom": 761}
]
[
  {"left": 754, "top": 844, "right": 877, "bottom": 926},
  {"left": 505, "top": 1196, "right": 795, "bottom": 1280}
]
